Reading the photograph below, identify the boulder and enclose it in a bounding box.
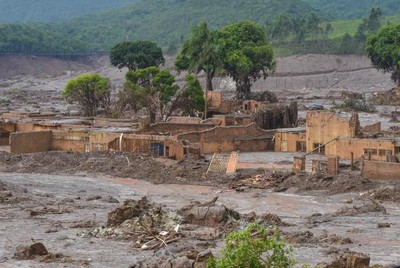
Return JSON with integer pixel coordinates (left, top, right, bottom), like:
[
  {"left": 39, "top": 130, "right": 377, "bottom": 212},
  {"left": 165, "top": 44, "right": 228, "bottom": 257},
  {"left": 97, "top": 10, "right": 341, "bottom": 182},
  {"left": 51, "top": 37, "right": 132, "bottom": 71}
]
[{"left": 13, "top": 242, "right": 48, "bottom": 260}]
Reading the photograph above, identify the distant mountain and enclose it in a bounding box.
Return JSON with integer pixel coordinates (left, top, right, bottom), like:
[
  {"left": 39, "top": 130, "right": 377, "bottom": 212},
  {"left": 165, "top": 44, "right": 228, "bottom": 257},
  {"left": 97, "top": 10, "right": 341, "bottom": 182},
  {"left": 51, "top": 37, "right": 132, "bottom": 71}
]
[{"left": 0, "top": 0, "right": 137, "bottom": 23}]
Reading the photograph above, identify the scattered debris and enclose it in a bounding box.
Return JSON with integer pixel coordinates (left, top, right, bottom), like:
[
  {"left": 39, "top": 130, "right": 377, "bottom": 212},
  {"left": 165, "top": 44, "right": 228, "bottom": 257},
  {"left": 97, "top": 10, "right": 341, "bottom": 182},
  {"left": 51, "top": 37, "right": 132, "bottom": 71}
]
[
  {"left": 0, "top": 151, "right": 231, "bottom": 186},
  {"left": 285, "top": 231, "right": 352, "bottom": 245},
  {"left": 317, "top": 250, "right": 370, "bottom": 268},
  {"left": 335, "top": 198, "right": 386, "bottom": 216},
  {"left": 368, "top": 185, "right": 400, "bottom": 202},
  {"left": 30, "top": 206, "right": 72, "bottom": 216}
]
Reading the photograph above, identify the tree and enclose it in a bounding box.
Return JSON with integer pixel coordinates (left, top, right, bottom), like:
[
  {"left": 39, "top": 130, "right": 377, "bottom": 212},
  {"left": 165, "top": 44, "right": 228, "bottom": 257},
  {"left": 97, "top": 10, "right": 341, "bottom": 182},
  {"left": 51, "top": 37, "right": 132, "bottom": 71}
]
[
  {"left": 355, "top": 7, "right": 383, "bottom": 44},
  {"left": 218, "top": 21, "right": 276, "bottom": 100},
  {"left": 110, "top": 40, "right": 165, "bottom": 71},
  {"left": 179, "top": 74, "right": 205, "bottom": 116},
  {"left": 207, "top": 223, "right": 296, "bottom": 268},
  {"left": 124, "top": 66, "right": 179, "bottom": 122},
  {"left": 63, "top": 73, "right": 111, "bottom": 116},
  {"left": 175, "top": 22, "right": 223, "bottom": 92},
  {"left": 366, "top": 24, "right": 400, "bottom": 87}
]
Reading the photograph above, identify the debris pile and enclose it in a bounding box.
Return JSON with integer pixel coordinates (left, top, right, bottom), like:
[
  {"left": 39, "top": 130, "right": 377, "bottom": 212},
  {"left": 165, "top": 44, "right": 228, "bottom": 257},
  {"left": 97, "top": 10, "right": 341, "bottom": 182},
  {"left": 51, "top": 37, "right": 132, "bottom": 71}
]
[
  {"left": 372, "top": 87, "right": 400, "bottom": 105},
  {"left": 317, "top": 250, "right": 370, "bottom": 268},
  {"left": 284, "top": 231, "right": 352, "bottom": 245},
  {"left": 231, "top": 172, "right": 291, "bottom": 191},
  {"left": 278, "top": 173, "right": 375, "bottom": 194},
  {"left": 335, "top": 198, "right": 386, "bottom": 216},
  {"left": 367, "top": 185, "right": 400, "bottom": 202},
  {"left": 0, "top": 151, "right": 229, "bottom": 186},
  {"left": 232, "top": 172, "right": 376, "bottom": 194}
]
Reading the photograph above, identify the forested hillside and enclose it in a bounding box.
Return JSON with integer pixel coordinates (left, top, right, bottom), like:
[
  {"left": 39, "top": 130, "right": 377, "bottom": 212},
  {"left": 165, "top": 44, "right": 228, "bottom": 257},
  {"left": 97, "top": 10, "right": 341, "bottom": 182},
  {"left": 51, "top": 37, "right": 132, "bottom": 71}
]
[
  {"left": 0, "top": 0, "right": 399, "bottom": 55},
  {"left": 55, "top": 0, "right": 317, "bottom": 49},
  {"left": 304, "top": 0, "right": 400, "bottom": 19},
  {"left": 0, "top": 0, "right": 137, "bottom": 23}
]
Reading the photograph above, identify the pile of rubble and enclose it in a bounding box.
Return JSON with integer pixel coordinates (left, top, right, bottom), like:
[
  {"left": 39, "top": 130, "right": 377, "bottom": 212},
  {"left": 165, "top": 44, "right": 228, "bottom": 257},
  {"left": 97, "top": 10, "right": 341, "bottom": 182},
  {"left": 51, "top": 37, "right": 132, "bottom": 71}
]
[
  {"left": 372, "top": 87, "right": 400, "bottom": 105},
  {"left": 0, "top": 151, "right": 231, "bottom": 186},
  {"left": 230, "top": 172, "right": 376, "bottom": 194},
  {"left": 75, "top": 196, "right": 292, "bottom": 267}
]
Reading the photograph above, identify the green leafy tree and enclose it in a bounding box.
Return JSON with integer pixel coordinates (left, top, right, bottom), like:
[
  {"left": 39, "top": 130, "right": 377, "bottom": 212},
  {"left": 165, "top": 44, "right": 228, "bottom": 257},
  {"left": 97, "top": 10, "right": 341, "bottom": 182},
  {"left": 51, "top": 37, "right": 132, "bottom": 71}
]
[
  {"left": 179, "top": 74, "right": 205, "bottom": 116},
  {"left": 355, "top": 7, "right": 383, "bottom": 43},
  {"left": 175, "top": 22, "right": 223, "bottom": 92},
  {"left": 63, "top": 73, "right": 111, "bottom": 116},
  {"left": 124, "top": 66, "right": 179, "bottom": 122},
  {"left": 366, "top": 24, "right": 400, "bottom": 87},
  {"left": 110, "top": 41, "right": 165, "bottom": 71},
  {"left": 218, "top": 21, "right": 276, "bottom": 100},
  {"left": 207, "top": 223, "right": 296, "bottom": 268}
]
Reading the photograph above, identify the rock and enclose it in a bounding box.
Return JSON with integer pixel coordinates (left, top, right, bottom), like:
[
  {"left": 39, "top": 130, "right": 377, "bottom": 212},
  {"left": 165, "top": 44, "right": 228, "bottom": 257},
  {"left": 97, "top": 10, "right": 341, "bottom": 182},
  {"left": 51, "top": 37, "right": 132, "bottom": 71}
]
[
  {"left": 13, "top": 242, "right": 48, "bottom": 260},
  {"left": 101, "top": 195, "right": 119, "bottom": 203},
  {"left": 346, "top": 253, "right": 370, "bottom": 268},
  {"left": 69, "top": 220, "right": 97, "bottom": 228},
  {"left": 107, "top": 197, "right": 155, "bottom": 227},
  {"left": 86, "top": 195, "right": 102, "bottom": 201},
  {"left": 178, "top": 199, "right": 239, "bottom": 227},
  {"left": 377, "top": 223, "right": 391, "bottom": 228},
  {"left": 171, "top": 256, "right": 193, "bottom": 268},
  {"left": 130, "top": 254, "right": 194, "bottom": 268},
  {"left": 335, "top": 199, "right": 386, "bottom": 216}
]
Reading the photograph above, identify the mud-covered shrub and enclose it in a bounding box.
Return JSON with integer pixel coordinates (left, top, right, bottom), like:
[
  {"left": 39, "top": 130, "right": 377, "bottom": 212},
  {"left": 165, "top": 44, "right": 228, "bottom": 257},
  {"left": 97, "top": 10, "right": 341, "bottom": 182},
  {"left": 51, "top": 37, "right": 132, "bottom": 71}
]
[{"left": 207, "top": 223, "right": 296, "bottom": 268}]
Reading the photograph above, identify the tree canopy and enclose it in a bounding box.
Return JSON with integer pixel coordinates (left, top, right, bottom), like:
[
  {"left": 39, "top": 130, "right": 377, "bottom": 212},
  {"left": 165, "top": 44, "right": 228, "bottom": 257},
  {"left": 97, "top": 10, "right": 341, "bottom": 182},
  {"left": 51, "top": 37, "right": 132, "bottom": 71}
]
[
  {"left": 124, "top": 66, "right": 179, "bottom": 122},
  {"left": 110, "top": 41, "right": 165, "bottom": 71},
  {"left": 63, "top": 73, "right": 111, "bottom": 116},
  {"left": 366, "top": 23, "right": 400, "bottom": 86},
  {"left": 122, "top": 66, "right": 205, "bottom": 121},
  {"left": 218, "top": 21, "right": 276, "bottom": 100},
  {"left": 175, "top": 22, "right": 223, "bottom": 91}
]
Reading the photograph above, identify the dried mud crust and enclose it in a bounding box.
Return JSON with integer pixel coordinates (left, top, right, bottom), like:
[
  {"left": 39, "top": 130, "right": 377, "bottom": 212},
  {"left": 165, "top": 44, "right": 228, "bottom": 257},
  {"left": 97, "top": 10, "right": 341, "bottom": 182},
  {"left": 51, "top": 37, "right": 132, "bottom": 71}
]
[{"left": 0, "top": 151, "right": 232, "bottom": 186}]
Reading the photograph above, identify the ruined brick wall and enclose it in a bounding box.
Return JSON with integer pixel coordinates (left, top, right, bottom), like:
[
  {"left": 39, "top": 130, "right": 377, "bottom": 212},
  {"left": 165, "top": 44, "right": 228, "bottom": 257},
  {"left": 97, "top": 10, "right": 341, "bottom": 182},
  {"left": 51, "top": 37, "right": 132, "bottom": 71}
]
[
  {"left": 10, "top": 131, "right": 52, "bottom": 153},
  {"left": 177, "top": 123, "right": 274, "bottom": 154},
  {"left": 328, "top": 138, "right": 395, "bottom": 161},
  {"left": 252, "top": 102, "right": 298, "bottom": 130},
  {"left": 306, "top": 111, "right": 359, "bottom": 153},
  {"left": 138, "top": 122, "right": 215, "bottom": 136},
  {"left": 362, "top": 160, "right": 400, "bottom": 180},
  {"left": 362, "top": 122, "right": 381, "bottom": 132},
  {"left": 0, "top": 121, "right": 16, "bottom": 145},
  {"left": 118, "top": 134, "right": 167, "bottom": 154},
  {"left": 52, "top": 131, "right": 89, "bottom": 152},
  {"left": 165, "top": 139, "right": 185, "bottom": 161},
  {"left": 274, "top": 131, "right": 306, "bottom": 152}
]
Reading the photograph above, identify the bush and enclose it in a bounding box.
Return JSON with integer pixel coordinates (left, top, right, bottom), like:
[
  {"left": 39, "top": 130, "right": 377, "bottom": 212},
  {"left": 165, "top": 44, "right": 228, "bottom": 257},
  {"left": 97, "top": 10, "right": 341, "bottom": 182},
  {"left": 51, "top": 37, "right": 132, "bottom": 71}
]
[{"left": 207, "top": 223, "right": 296, "bottom": 268}]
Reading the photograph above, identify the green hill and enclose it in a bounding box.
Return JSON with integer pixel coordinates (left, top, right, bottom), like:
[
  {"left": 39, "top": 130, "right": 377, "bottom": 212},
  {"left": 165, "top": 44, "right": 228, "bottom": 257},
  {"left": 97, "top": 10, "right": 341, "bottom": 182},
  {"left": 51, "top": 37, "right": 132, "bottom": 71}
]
[
  {"left": 1, "top": 0, "right": 400, "bottom": 55},
  {"left": 53, "top": 0, "right": 317, "bottom": 48},
  {"left": 0, "top": 0, "right": 137, "bottom": 23}
]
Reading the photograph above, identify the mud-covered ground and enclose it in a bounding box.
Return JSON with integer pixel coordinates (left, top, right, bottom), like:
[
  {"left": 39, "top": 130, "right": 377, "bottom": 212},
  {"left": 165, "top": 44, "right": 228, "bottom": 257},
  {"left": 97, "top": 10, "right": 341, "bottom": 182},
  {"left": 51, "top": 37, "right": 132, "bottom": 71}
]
[
  {"left": 0, "top": 54, "right": 400, "bottom": 267},
  {"left": 0, "top": 54, "right": 396, "bottom": 116},
  {"left": 0, "top": 151, "right": 400, "bottom": 267}
]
